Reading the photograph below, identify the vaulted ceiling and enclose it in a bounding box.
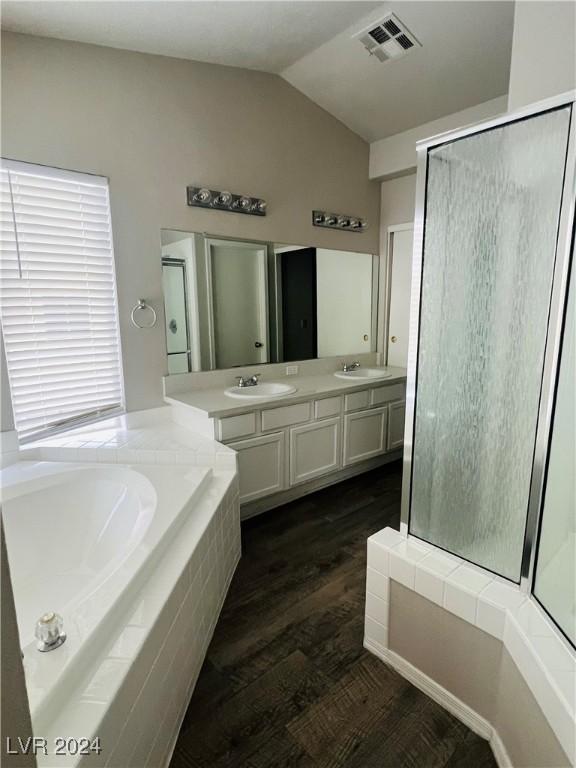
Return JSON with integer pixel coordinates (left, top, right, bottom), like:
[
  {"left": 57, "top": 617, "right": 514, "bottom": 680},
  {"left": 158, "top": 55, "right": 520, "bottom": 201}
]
[{"left": 1, "top": 1, "right": 515, "bottom": 141}]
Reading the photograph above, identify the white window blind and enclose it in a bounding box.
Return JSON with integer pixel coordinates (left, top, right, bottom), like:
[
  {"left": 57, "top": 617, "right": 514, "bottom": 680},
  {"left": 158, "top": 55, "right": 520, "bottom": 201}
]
[{"left": 0, "top": 159, "right": 124, "bottom": 442}]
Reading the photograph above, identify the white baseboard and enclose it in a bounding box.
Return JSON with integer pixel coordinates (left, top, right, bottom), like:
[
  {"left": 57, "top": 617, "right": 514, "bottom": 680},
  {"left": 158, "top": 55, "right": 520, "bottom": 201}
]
[
  {"left": 490, "top": 728, "right": 513, "bottom": 768},
  {"left": 364, "top": 638, "right": 513, "bottom": 768}
]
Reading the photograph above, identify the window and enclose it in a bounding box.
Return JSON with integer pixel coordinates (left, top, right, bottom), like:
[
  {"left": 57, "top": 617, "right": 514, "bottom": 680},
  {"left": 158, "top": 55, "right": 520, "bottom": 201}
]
[{"left": 0, "top": 159, "right": 124, "bottom": 442}]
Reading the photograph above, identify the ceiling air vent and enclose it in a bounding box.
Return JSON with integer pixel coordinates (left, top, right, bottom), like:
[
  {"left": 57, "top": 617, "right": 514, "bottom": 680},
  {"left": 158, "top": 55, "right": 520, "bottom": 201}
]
[{"left": 355, "top": 12, "right": 421, "bottom": 64}]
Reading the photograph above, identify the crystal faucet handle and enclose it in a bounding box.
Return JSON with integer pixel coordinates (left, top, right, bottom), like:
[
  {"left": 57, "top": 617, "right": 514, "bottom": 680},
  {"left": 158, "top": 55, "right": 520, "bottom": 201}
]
[{"left": 35, "top": 611, "right": 66, "bottom": 652}]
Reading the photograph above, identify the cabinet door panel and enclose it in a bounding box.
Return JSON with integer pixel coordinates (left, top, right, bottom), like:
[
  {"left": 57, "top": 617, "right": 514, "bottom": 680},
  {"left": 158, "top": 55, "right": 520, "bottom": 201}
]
[
  {"left": 344, "top": 407, "right": 388, "bottom": 466},
  {"left": 387, "top": 400, "right": 405, "bottom": 450},
  {"left": 229, "top": 432, "right": 285, "bottom": 504},
  {"left": 290, "top": 417, "right": 341, "bottom": 485}
]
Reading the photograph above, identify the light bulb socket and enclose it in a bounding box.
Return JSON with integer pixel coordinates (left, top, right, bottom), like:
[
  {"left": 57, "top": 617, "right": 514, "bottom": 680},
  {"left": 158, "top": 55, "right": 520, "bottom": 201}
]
[
  {"left": 312, "top": 209, "right": 367, "bottom": 232},
  {"left": 187, "top": 187, "right": 267, "bottom": 216}
]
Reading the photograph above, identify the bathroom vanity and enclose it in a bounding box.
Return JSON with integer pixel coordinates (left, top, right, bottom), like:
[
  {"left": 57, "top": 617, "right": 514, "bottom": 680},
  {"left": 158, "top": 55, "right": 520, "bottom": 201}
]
[{"left": 166, "top": 367, "right": 406, "bottom": 518}]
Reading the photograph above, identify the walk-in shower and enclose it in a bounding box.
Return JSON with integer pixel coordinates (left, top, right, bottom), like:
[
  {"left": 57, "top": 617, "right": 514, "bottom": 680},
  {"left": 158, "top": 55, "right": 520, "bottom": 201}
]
[{"left": 401, "top": 92, "right": 575, "bottom": 646}]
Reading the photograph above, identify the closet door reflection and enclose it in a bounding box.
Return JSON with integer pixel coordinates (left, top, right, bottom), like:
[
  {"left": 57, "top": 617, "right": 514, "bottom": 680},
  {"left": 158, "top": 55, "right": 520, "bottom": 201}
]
[
  {"left": 162, "top": 259, "right": 191, "bottom": 374},
  {"left": 409, "top": 106, "right": 572, "bottom": 581}
]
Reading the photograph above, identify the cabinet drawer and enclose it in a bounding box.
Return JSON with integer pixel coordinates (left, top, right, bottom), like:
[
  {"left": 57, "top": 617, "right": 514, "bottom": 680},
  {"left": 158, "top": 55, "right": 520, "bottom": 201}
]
[
  {"left": 314, "top": 396, "right": 342, "bottom": 420},
  {"left": 261, "top": 401, "right": 310, "bottom": 431},
  {"left": 290, "top": 418, "right": 341, "bottom": 486},
  {"left": 228, "top": 432, "right": 285, "bottom": 505},
  {"left": 344, "top": 390, "right": 370, "bottom": 412},
  {"left": 344, "top": 407, "right": 388, "bottom": 466},
  {"left": 217, "top": 412, "right": 257, "bottom": 442},
  {"left": 370, "top": 383, "right": 406, "bottom": 407}
]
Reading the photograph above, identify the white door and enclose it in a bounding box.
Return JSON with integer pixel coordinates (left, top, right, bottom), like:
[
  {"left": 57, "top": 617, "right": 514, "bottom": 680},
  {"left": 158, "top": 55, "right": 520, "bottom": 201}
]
[
  {"left": 387, "top": 400, "right": 406, "bottom": 450},
  {"left": 316, "top": 249, "right": 374, "bottom": 357},
  {"left": 387, "top": 226, "right": 414, "bottom": 368},
  {"left": 228, "top": 432, "right": 285, "bottom": 507},
  {"left": 343, "top": 407, "right": 388, "bottom": 466},
  {"left": 289, "top": 418, "right": 341, "bottom": 485},
  {"left": 207, "top": 239, "right": 269, "bottom": 369}
]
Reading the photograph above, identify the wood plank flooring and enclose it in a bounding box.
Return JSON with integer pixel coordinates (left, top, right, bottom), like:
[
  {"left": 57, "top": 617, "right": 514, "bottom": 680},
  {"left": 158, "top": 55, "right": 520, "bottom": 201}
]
[{"left": 171, "top": 462, "right": 496, "bottom": 768}]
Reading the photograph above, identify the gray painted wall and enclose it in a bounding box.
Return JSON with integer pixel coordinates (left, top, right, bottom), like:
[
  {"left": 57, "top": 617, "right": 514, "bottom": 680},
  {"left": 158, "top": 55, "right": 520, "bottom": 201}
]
[
  {"left": 0, "top": 32, "right": 380, "bottom": 415},
  {"left": 390, "top": 582, "right": 570, "bottom": 767},
  {"left": 508, "top": 1, "right": 576, "bottom": 110}
]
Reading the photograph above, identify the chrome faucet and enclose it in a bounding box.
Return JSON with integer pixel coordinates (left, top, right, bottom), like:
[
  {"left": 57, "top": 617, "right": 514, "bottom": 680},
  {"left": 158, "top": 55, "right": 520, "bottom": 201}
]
[
  {"left": 342, "top": 361, "right": 361, "bottom": 372},
  {"left": 235, "top": 374, "right": 261, "bottom": 388}
]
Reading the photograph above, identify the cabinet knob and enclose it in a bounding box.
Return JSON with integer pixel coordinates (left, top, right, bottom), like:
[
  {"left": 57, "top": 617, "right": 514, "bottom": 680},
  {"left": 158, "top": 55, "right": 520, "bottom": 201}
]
[{"left": 390, "top": 335, "right": 397, "bottom": 343}]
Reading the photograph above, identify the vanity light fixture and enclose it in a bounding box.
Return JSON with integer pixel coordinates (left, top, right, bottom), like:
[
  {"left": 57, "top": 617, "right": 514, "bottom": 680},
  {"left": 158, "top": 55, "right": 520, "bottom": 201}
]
[
  {"left": 313, "top": 210, "right": 368, "bottom": 232},
  {"left": 187, "top": 186, "right": 267, "bottom": 217}
]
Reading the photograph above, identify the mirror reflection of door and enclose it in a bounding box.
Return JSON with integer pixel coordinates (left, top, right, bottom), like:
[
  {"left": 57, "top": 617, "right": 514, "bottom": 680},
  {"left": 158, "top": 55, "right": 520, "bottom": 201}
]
[
  {"left": 280, "top": 247, "right": 317, "bottom": 362},
  {"left": 161, "top": 258, "right": 191, "bottom": 374},
  {"left": 207, "top": 239, "right": 269, "bottom": 369},
  {"left": 387, "top": 224, "right": 414, "bottom": 368}
]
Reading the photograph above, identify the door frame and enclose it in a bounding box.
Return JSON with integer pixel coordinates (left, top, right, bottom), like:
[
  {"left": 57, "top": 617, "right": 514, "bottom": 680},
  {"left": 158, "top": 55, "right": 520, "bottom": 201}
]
[
  {"left": 205, "top": 237, "right": 270, "bottom": 367},
  {"left": 383, "top": 223, "right": 414, "bottom": 366}
]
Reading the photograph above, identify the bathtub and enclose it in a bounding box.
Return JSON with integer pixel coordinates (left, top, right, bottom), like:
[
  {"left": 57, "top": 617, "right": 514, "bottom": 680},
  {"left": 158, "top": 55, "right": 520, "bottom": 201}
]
[{"left": 1, "top": 460, "right": 212, "bottom": 724}]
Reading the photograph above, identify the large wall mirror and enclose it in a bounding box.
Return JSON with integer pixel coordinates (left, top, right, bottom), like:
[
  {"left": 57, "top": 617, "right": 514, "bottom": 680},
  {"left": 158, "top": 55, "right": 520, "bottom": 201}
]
[{"left": 160, "top": 229, "right": 379, "bottom": 373}]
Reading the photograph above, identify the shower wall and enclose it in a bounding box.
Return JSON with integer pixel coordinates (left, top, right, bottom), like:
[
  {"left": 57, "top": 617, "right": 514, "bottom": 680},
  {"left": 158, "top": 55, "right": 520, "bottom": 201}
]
[{"left": 409, "top": 106, "right": 572, "bottom": 581}]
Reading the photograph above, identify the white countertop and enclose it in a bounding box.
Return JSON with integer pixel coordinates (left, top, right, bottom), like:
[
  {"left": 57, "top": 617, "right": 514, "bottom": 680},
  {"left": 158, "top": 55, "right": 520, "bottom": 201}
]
[{"left": 164, "top": 367, "right": 407, "bottom": 418}]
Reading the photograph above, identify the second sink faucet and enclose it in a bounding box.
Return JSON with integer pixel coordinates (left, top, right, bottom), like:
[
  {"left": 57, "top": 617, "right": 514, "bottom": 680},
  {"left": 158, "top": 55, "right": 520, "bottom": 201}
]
[
  {"left": 342, "top": 361, "right": 361, "bottom": 372},
  {"left": 235, "top": 374, "right": 261, "bottom": 388}
]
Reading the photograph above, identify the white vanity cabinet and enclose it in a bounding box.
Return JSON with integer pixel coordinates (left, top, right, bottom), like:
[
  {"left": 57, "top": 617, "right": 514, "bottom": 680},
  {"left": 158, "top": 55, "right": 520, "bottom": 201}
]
[{"left": 178, "top": 378, "right": 406, "bottom": 517}]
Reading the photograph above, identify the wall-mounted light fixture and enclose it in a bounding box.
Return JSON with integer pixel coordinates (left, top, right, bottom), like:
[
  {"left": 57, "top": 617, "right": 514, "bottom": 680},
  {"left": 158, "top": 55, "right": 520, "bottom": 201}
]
[
  {"left": 312, "top": 210, "right": 368, "bottom": 232},
  {"left": 187, "top": 186, "right": 267, "bottom": 216}
]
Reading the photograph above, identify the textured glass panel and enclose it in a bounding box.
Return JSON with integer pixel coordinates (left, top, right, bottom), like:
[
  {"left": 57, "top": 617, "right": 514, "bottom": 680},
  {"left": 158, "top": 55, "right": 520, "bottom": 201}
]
[
  {"left": 534, "top": 265, "right": 575, "bottom": 645},
  {"left": 410, "top": 107, "right": 571, "bottom": 581}
]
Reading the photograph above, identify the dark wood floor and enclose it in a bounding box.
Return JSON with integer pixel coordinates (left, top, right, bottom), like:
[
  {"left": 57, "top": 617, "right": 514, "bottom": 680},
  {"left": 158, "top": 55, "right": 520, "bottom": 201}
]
[{"left": 171, "top": 462, "right": 496, "bottom": 768}]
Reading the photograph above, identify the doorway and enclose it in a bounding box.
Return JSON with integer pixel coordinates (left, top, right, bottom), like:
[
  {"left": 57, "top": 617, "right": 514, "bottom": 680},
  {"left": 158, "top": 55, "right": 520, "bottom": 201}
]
[
  {"left": 386, "top": 224, "right": 414, "bottom": 368},
  {"left": 280, "top": 247, "right": 318, "bottom": 362}
]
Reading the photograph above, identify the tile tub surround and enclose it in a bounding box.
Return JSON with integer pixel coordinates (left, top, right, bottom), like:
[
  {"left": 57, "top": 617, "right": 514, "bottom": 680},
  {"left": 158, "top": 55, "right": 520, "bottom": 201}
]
[
  {"left": 364, "top": 528, "right": 576, "bottom": 766},
  {"left": 19, "top": 406, "right": 236, "bottom": 470},
  {"left": 1, "top": 406, "right": 241, "bottom": 767},
  {"left": 23, "top": 471, "right": 239, "bottom": 768},
  {"left": 0, "top": 428, "right": 19, "bottom": 467}
]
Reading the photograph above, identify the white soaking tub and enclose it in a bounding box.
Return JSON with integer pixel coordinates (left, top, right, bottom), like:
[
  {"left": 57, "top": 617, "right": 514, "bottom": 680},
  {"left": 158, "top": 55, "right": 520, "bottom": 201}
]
[{"left": 1, "top": 461, "right": 212, "bottom": 722}]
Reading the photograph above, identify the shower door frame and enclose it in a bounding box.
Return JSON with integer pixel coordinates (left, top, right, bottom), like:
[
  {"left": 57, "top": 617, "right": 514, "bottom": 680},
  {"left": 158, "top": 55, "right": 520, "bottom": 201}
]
[{"left": 400, "top": 90, "right": 576, "bottom": 591}]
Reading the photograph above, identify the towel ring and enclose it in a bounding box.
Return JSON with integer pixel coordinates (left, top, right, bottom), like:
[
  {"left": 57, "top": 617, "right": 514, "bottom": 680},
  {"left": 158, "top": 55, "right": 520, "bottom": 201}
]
[{"left": 131, "top": 299, "right": 157, "bottom": 329}]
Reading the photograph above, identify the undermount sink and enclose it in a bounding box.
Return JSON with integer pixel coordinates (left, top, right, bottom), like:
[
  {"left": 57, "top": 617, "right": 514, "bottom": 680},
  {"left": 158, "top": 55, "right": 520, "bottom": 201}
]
[
  {"left": 224, "top": 382, "right": 297, "bottom": 399},
  {"left": 334, "top": 367, "right": 392, "bottom": 381}
]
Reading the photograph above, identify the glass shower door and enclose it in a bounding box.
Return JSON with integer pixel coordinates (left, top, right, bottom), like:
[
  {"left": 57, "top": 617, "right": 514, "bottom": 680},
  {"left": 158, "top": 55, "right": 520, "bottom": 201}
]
[
  {"left": 408, "top": 106, "right": 572, "bottom": 581},
  {"left": 533, "top": 264, "right": 575, "bottom": 645}
]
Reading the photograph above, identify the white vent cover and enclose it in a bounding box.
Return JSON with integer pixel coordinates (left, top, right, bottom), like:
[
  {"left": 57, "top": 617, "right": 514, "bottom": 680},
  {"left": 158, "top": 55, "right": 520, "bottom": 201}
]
[{"left": 354, "top": 12, "right": 421, "bottom": 63}]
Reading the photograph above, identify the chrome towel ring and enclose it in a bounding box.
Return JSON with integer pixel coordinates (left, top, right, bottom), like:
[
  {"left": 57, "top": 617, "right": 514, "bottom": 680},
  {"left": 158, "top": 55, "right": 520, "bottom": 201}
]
[{"left": 131, "top": 299, "right": 157, "bottom": 329}]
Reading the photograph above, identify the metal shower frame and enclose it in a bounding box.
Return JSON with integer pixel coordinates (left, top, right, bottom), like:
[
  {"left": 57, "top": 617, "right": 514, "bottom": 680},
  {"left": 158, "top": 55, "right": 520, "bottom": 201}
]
[{"left": 399, "top": 90, "right": 576, "bottom": 596}]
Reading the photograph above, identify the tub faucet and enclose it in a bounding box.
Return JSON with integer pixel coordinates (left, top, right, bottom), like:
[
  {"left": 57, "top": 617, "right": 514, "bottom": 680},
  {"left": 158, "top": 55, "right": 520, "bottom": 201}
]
[
  {"left": 342, "top": 361, "right": 361, "bottom": 372},
  {"left": 35, "top": 611, "right": 66, "bottom": 652},
  {"left": 235, "top": 374, "right": 261, "bottom": 388}
]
